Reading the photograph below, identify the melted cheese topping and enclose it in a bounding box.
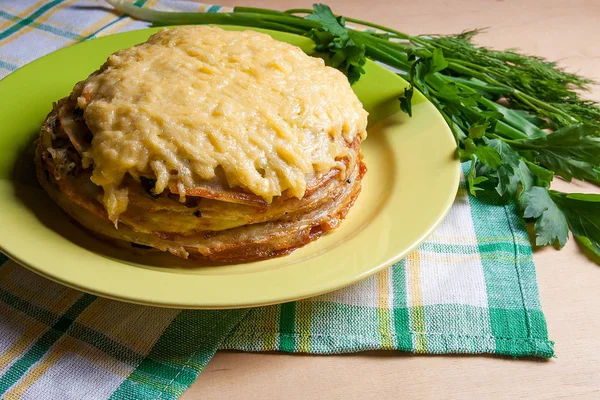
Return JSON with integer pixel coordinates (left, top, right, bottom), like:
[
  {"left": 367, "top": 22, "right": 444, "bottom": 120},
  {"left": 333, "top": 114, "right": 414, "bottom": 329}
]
[{"left": 77, "top": 26, "right": 368, "bottom": 222}]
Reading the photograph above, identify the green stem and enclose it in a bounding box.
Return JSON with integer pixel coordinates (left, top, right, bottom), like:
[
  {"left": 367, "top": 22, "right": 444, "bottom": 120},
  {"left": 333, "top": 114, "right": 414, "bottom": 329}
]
[
  {"left": 513, "top": 91, "right": 578, "bottom": 123},
  {"left": 149, "top": 16, "right": 308, "bottom": 34},
  {"left": 284, "top": 8, "right": 314, "bottom": 14},
  {"left": 424, "top": 73, "right": 532, "bottom": 141},
  {"left": 363, "top": 44, "right": 411, "bottom": 71},
  {"left": 444, "top": 76, "right": 509, "bottom": 96},
  {"left": 446, "top": 58, "right": 497, "bottom": 73},
  {"left": 494, "top": 121, "right": 532, "bottom": 141},
  {"left": 106, "top": 0, "right": 319, "bottom": 30},
  {"left": 343, "top": 17, "right": 412, "bottom": 40},
  {"left": 446, "top": 61, "right": 509, "bottom": 89},
  {"left": 285, "top": 6, "right": 416, "bottom": 41},
  {"left": 478, "top": 97, "right": 541, "bottom": 139},
  {"left": 233, "top": 7, "right": 288, "bottom": 15},
  {"left": 357, "top": 33, "right": 410, "bottom": 62}
]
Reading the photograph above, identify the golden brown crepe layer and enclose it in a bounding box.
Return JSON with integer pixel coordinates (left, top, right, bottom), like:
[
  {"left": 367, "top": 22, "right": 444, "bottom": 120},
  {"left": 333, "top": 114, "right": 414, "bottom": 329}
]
[{"left": 35, "top": 98, "right": 366, "bottom": 262}]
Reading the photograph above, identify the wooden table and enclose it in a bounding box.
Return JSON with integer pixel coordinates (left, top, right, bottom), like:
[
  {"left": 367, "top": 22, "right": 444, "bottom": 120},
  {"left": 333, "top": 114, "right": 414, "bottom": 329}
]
[{"left": 184, "top": 1, "right": 600, "bottom": 398}]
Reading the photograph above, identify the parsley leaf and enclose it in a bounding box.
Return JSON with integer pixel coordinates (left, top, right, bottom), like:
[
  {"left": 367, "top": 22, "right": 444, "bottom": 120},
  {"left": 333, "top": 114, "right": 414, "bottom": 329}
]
[
  {"left": 510, "top": 159, "right": 535, "bottom": 192},
  {"left": 512, "top": 124, "right": 600, "bottom": 184},
  {"left": 429, "top": 48, "right": 449, "bottom": 75},
  {"left": 523, "top": 160, "right": 554, "bottom": 187},
  {"left": 550, "top": 191, "right": 600, "bottom": 256},
  {"left": 474, "top": 145, "right": 502, "bottom": 169},
  {"left": 484, "top": 139, "right": 523, "bottom": 197},
  {"left": 399, "top": 86, "right": 414, "bottom": 117},
  {"left": 468, "top": 119, "right": 489, "bottom": 139},
  {"left": 467, "top": 162, "right": 488, "bottom": 196},
  {"left": 519, "top": 187, "right": 569, "bottom": 247},
  {"left": 487, "top": 138, "right": 521, "bottom": 166},
  {"left": 305, "top": 4, "right": 349, "bottom": 40},
  {"left": 304, "top": 4, "right": 366, "bottom": 84}
]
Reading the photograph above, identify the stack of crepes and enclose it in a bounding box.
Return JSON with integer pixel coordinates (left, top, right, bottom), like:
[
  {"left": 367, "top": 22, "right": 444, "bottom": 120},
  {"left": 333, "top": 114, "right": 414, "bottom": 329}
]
[{"left": 35, "top": 26, "right": 368, "bottom": 262}]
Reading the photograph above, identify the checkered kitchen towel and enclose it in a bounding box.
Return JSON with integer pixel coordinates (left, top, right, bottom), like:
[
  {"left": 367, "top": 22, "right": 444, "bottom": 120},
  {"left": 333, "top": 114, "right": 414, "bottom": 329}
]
[{"left": 0, "top": 1, "right": 554, "bottom": 399}]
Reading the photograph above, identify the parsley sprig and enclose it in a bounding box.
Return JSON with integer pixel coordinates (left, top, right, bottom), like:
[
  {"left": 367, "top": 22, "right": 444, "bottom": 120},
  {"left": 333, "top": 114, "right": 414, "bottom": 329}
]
[{"left": 107, "top": 0, "right": 600, "bottom": 259}]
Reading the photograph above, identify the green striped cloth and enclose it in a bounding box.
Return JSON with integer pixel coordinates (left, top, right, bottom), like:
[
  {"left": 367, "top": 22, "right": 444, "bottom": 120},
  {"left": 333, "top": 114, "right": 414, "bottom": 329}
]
[{"left": 0, "top": 1, "right": 553, "bottom": 399}]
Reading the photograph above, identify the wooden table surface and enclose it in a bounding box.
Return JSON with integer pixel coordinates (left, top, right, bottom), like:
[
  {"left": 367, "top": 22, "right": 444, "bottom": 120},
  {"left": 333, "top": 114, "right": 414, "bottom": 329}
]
[{"left": 184, "top": 1, "right": 600, "bottom": 398}]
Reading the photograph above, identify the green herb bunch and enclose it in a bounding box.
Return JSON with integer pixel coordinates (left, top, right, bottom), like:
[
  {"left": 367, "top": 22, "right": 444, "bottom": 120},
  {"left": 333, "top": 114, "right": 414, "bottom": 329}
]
[{"left": 107, "top": 0, "right": 600, "bottom": 259}]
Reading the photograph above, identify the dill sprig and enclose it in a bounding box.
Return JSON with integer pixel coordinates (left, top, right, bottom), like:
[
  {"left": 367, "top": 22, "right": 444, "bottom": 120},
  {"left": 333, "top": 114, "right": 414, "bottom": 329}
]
[{"left": 425, "top": 31, "right": 600, "bottom": 129}]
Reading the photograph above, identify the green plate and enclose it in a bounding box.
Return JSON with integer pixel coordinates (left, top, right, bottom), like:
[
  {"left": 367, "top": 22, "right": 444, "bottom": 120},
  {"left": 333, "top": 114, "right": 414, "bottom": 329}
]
[{"left": 0, "top": 26, "right": 460, "bottom": 309}]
